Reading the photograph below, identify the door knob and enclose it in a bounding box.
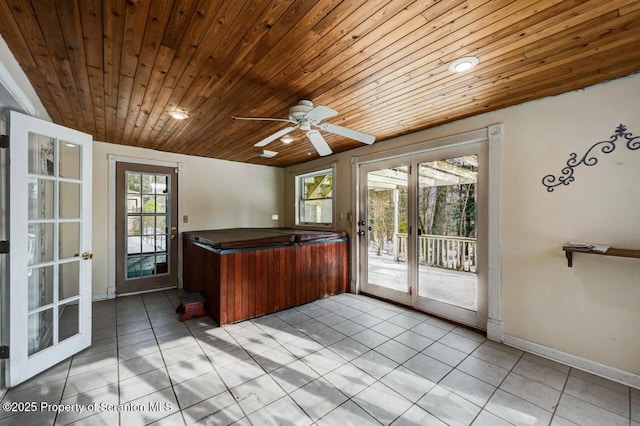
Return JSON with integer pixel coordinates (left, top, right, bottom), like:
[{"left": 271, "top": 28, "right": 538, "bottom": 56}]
[{"left": 81, "top": 252, "right": 93, "bottom": 260}]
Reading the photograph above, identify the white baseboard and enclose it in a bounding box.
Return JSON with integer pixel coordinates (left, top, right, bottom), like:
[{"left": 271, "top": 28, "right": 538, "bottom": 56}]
[
  {"left": 503, "top": 334, "right": 640, "bottom": 390},
  {"left": 117, "top": 285, "right": 177, "bottom": 298},
  {"left": 92, "top": 293, "right": 108, "bottom": 302},
  {"left": 91, "top": 293, "right": 108, "bottom": 302}
]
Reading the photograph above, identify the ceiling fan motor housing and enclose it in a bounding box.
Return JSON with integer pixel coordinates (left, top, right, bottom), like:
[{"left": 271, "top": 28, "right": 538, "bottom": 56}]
[{"left": 288, "top": 99, "right": 314, "bottom": 122}]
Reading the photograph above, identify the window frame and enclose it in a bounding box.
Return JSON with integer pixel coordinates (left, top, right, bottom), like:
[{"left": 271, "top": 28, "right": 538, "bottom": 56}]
[{"left": 295, "top": 164, "right": 336, "bottom": 228}]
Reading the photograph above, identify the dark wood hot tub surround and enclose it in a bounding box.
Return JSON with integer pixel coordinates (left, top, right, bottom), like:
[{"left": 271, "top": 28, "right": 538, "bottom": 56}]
[{"left": 183, "top": 228, "right": 348, "bottom": 325}]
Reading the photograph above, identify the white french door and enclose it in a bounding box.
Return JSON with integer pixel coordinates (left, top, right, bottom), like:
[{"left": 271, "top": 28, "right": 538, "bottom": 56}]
[
  {"left": 358, "top": 140, "right": 488, "bottom": 329},
  {"left": 7, "top": 110, "right": 92, "bottom": 387}
]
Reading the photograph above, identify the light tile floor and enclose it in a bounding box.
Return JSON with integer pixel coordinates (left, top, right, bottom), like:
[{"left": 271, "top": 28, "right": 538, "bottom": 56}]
[{"left": 1, "top": 290, "right": 637, "bottom": 425}]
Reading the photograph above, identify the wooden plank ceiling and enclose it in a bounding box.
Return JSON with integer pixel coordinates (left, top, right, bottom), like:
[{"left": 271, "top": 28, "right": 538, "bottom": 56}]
[{"left": 1, "top": 0, "right": 639, "bottom": 167}]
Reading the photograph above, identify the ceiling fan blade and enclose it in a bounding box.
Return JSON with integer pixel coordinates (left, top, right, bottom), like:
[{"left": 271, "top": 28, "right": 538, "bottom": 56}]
[
  {"left": 306, "top": 129, "right": 333, "bottom": 156},
  {"left": 233, "top": 116, "right": 295, "bottom": 123},
  {"left": 319, "top": 122, "right": 375, "bottom": 144},
  {"left": 305, "top": 105, "right": 338, "bottom": 124},
  {"left": 254, "top": 126, "right": 297, "bottom": 147}
]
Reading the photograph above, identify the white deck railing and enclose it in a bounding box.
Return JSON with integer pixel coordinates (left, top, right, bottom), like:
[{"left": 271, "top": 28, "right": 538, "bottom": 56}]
[{"left": 396, "top": 233, "right": 476, "bottom": 272}]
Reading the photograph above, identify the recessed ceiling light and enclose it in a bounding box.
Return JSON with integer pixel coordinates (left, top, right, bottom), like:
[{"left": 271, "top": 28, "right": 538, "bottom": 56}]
[
  {"left": 168, "top": 111, "right": 189, "bottom": 120},
  {"left": 280, "top": 135, "right": 294, "bottom": 144},
  {"left": 448, "top": 56, "right": 479, "bottom": 73},
  {"left": 258, "top": 149, "right": 278, "bottom": 158}
]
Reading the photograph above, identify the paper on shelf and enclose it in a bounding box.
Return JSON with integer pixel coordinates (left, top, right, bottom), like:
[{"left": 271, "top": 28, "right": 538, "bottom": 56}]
[{"left": 564, "top": 242, "right": 610, "bottom": 253}]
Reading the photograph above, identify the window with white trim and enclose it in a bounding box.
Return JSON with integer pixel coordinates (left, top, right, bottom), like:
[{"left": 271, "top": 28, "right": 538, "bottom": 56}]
[{"left": 295, "top": 167, "right": 334, "bottom": 226}]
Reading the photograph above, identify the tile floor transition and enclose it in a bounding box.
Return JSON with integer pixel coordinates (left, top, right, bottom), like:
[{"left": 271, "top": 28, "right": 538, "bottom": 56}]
[{"left": 0, "top": 290, "right": 637, "bottom": 425}]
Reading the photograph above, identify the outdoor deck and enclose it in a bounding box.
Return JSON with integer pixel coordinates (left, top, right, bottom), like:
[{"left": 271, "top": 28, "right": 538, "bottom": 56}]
[{"left": 367, "top": 253, "right": 477, "bottom": 311}]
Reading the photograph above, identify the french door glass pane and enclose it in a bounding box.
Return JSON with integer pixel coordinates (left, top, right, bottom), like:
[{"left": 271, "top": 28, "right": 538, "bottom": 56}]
[
  {"left": 59, "top": 261, "right": 80, "bottom": 300},
  {"left": 59, "top": 222, "right": 80, "bottom": 259},
  {"left": 59, "top": 182, "right": 81, "bottom": 218},
  {"left": 28, "top": 266, "right": 54, "bottom": 310},
  {"left": 366, "top": 166, "right": 409, "bottom": 292},
  {"left": 417, "top": 155, "right": 478, "bottom": 310},
  {"left": 28, "top": 309, "right": 54, "bottom": 356},
  {"left": 59, "top": 300, "right": 80, "bottom": 342},
  {"left": 126, "top": 171, "right": 170, "bottom": 279},
  {"left": 59, "top": 142, "right": 80, "bottom": 179},
  {"left": 28, "top": 178, "right": 55, "bottom": 219},
  {"left": 28, "top": 223, "right": 54, "bottom": 265},
  {"left": 28, "top": 133, "right": 55, "bottom": 176}
]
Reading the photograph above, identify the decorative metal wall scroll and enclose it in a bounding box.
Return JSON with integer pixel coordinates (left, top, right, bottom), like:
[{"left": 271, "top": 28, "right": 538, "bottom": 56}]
[{"left": 542, "top": 124, "right": 639, "bottom": 192}]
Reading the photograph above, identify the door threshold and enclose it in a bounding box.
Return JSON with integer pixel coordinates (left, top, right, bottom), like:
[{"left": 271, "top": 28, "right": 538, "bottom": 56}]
[
  {"left": 359, "top": 291, "right": 487, "bottom": 335},
  {"left": 116, "top": 285, "right": 177, "bottom": 298}
]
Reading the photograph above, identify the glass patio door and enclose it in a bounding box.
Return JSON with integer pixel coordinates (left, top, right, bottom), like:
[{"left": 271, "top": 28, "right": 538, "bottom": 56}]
[
  {"left": 358, "top": 141, "right": 488, "bottom": 329},
  {"left": 414, "top": 142, "right": 488, "bottom": 329},
  {"left": 358, "top": 159, "right": 412, "bottom": 306},
  {"left": 7, "top": 110, "right": 93, "bottom": 387}
]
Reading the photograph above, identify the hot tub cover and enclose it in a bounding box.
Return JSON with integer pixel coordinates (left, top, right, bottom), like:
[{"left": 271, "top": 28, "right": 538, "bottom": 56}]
[{"left": 182, "top": 227, "right": 346, "bottom": 250}]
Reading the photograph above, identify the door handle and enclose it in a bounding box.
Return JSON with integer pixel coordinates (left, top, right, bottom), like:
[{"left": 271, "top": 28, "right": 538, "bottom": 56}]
[
  {"left": 81, "top": 252, "right": 93, "bottom": 260},
  {"left": 357, "top": 230, "right": 366, "bottom": 237},
  {"left": 171, "top": 226, "right": 177, "bottom": 232},
  {"left": 171, "top": 234, "right": 176, "bottom": 240}
]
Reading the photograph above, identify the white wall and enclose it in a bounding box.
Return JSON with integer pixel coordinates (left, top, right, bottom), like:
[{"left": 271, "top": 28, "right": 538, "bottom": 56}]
[
  {"left": 92, "top": 142, "right": 284, "bottom": 297},
  {"left": 284, "top": 73, "right": 640, "bottom": 377}
]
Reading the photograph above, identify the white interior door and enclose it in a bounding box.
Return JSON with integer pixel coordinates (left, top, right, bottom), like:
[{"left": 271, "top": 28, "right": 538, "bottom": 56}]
[{"left": 7, "top": 110, "right": 92, "bottom": 387}]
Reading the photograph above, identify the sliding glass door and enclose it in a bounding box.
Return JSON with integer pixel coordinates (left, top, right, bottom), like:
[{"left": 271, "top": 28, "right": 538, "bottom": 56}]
[{"left": 358, "top": 141, "right": 488, "bottom": 329}]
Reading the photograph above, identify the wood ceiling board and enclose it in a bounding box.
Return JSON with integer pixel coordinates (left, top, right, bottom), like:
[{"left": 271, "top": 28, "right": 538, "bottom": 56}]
[{"left": 0, "top": 0, "right": 638, "bottom": 166}]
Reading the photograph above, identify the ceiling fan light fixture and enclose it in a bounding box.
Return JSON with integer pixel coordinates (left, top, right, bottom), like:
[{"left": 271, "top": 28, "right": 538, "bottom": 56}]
[
  {"left": 258, "top": 149, "right": 278, "bottom": 158},
  {"left": 168, "top": 110, "right": 189, "bottom": 120},
  {"left": 448, "top": 56, "right": 479, "bottom": 73},
  {"left": 280, "top": 135, "right": 294, "bottom": 144}
]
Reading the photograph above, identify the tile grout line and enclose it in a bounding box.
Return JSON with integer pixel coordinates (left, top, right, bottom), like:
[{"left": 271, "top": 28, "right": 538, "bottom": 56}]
[
  {"left": 149, "top": 291, "right": 188, "bottom": 425},
  {"left": 561, "top": 368, "right": 634, "bottom": 423},
  {"left": 312, "top": 308, "right": 428, "bottom": 425},
  {"left": 459, "top": 339, "right": 524, "bottom": 425}
]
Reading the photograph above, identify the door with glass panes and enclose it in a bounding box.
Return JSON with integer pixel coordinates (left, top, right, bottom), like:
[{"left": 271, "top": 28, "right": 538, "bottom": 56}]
[
  {"left": 115, "top": 162, "right": 178, "bottom": 294},
  {"left": 413, "top": 142, "right": 488, "bottom": 329},
  {"left": 7, "top": 110, "right": 92, "bottom": 387},
  {"left": 358, "top": 141, "right": 488, "bottom": 329}
]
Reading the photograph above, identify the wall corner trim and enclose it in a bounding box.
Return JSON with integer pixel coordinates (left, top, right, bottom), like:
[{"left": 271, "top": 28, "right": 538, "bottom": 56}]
[
  {"left": 486, "top": 319, "right": 502, "bottom": 342},
  {"left": 487, "top": 123, "right": 503, "bottom": 335},
  {"left": 503, "top": 334, "right": 640, "bottom": 390}
]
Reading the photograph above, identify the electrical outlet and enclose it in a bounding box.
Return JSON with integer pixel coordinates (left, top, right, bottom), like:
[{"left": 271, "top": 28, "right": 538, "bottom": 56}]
[
  {"left": 272, "top": 214, "right": 279, "bottom": 220},
  {"left": 183, "top": 215, "right": 189, "bottom": 223}
]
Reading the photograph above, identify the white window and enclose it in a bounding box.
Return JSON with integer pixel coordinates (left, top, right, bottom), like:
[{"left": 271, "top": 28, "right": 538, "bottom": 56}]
[{"left": 295, "top": 167, "right": 334, "bottom": 226}]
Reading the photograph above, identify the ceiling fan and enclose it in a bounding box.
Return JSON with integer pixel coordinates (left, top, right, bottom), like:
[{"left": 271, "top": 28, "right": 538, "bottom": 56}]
[{"left": 232, "top": 100, "right": 375, "bottom": 156}]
